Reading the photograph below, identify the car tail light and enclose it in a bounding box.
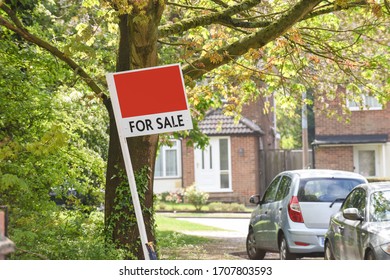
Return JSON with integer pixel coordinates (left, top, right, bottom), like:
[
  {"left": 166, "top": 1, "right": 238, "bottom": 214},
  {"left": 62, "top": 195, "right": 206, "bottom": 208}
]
[{"left": 288, "top": 196, "right": 304, "bottom": 223}]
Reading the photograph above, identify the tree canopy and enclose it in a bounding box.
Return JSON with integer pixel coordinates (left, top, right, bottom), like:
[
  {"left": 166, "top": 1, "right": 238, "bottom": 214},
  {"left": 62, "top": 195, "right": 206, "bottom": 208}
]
[{"left": 1, "top": 0, "right": 389, "bottom": 259}]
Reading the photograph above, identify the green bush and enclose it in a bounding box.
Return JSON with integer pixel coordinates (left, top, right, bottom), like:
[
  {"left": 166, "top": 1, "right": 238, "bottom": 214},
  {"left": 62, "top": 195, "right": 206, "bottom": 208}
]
[
  {"left": 9, "top": 210, "right": 126, "bottom": 260},
  {"left": 207, "top": 202, "right": 246, "bottom": 212},
  {"left": 229, "top": 203, "right": 246, "bottom": 212},
  {"left": 184, "top": 185, "right": 209, "bottom": 212},
  {"left": 207, "top": 202, "right": 227, "bottom": 212}
]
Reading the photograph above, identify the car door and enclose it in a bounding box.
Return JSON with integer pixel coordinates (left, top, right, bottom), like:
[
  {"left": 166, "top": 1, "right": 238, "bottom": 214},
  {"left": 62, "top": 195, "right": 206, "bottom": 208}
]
[
  {"left": 339, "top": 188, "right": 366, "bottom": 259},
  {"left": 253, "top": 176, "right": 281, "bottom": 250},
  {"left": 271, "top": 175, "right": 293, "bottom": 246}
]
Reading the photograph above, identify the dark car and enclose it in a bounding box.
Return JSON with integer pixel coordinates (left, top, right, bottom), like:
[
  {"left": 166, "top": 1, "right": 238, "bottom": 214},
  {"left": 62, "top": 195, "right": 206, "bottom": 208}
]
[{"left": 325, "top": 182, "right": 390, "bottom": 260}]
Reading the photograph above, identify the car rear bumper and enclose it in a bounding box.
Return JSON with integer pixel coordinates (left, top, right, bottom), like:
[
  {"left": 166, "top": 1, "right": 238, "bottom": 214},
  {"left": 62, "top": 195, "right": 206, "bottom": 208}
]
[{"left": 287, "top": 228, "right": 327, "bottom": 254}]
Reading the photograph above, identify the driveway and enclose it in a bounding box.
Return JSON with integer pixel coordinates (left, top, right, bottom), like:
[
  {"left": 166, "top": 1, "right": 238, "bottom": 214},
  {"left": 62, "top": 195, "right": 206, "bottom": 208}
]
[{"left": 175, "top": 215, "right": 281, "bottom": 260}]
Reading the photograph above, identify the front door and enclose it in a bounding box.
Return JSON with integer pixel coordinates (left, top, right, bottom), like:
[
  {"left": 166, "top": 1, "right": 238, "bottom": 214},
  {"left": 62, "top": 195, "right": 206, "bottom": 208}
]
[{"left": 194, "top": 137, "right": 231, "bottom": 192}]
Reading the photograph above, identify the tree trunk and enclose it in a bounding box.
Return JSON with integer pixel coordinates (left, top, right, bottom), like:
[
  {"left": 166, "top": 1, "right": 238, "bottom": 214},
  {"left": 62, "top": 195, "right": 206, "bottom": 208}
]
[{"left": 104, "top": 2, "right": 164, "bottom": 259}]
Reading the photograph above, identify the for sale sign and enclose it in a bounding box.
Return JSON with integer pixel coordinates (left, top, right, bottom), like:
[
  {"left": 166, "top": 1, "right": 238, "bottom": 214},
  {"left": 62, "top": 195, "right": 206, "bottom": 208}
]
[
  {"left": 105, "top": 64, "right": 192, "bottom": 259},
  {"left": 106, "top": 64, "right": 193, "bottom": 137}
]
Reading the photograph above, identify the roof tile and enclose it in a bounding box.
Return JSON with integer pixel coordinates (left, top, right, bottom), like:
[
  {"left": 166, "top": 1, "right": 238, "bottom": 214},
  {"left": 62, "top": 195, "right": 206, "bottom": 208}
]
[{"left": 198, "top": 109, "right": 264, "bottom": 136}]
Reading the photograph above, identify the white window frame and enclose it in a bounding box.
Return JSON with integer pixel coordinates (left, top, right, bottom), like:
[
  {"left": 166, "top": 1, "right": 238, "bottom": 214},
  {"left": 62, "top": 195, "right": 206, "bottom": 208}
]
[
  {"left": 347, "top": 94, "right": 382, "bottom": 111},
  {"left": 154, "top": 139, "right": 182, "bottom": 179},
  {"left": 217, "top": 137, "right": 232, "bottom": 191}
]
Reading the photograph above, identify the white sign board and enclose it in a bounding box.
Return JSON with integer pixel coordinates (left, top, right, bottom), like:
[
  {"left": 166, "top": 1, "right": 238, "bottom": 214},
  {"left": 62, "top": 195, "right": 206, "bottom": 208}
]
[{"left": 106, "top": 64, "right": 192, "bottom": 138}]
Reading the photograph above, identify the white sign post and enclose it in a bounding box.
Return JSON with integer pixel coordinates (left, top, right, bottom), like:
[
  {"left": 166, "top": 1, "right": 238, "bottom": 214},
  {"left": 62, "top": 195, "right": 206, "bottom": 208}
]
[{"left": 106, "top": 64, "right": 192, "bottom": 260}]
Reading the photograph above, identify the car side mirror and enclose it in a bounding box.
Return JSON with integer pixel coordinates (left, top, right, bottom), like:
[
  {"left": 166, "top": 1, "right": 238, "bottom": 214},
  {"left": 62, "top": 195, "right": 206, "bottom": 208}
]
[
  {"left": 249, "top": 194, "right": 261, "bottom": 205},
  {"left": 343, "top": 208, "right": 364, "bottom": 221}
]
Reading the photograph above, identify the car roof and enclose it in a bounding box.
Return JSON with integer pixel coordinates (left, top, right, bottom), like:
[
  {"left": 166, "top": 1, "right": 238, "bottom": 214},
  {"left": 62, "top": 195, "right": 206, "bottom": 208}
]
[
  {"left": 280, "top": 169, "right": 367, "bottom": 180},
  {"left": 355, "top": 182, "right": 390, "bottom": 193}
]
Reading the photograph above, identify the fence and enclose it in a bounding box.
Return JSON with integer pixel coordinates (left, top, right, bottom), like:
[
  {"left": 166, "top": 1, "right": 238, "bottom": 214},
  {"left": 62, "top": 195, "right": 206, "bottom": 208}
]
[{"left": 259, "top": 149, "right": 313, "bottom": 194}]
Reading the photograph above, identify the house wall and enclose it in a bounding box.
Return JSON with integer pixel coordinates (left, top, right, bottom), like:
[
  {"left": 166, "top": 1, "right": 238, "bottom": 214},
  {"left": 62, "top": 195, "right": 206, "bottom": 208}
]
[
  {"left": 153, "top": 179, "right": 182, "bottom": 193},
  {"left": 316, "top": 104, "right": 390, "bottom": 136},
  {"left": 181, "top": 136, "right": 260, "bottom": 204},
  {"left": 315, "top": 146, "right": 354, "bottom": 171},
  {"left": 230, "top": 136, "right": 260, "bottom": 203},
  {"left": 242, "top": 98, "right": 278, "bottom": 149},
  {"left": 181, "top": 139, "right": 195, "bottom": 188},
  {"left": 315, "top": 96, "right": 390, "bottom": 176}
]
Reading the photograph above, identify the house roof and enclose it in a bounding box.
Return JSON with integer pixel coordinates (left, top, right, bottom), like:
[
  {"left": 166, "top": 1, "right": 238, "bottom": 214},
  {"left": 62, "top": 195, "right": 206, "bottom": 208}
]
[
  {"left": 312, "top": 134, "right": 389, "bottom": 146},
  {"left": 198, "top": 109, "right": 264, "bottom": 136}
]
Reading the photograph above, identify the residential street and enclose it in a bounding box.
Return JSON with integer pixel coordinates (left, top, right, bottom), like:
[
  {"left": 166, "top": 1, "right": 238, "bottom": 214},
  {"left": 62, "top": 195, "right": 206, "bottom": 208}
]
[{"left": 175, "top": 215, "right": 281, "bottom": 260}]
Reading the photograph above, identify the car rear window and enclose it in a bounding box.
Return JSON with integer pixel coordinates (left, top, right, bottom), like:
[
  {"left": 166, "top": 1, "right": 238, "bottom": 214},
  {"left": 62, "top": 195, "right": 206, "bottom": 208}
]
[{"left": 298, "top": 178, "right": 364, "bottom": 202}]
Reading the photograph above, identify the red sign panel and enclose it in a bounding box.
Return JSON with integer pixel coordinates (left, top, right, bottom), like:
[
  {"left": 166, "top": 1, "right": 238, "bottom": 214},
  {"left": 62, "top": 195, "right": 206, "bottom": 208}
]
[{"left": 113, "top": 65, "right": 188, "bottom": 118}]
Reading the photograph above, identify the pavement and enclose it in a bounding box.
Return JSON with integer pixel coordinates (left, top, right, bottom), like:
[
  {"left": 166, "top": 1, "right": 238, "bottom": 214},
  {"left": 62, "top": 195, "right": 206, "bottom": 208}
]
[
  {"left": 159, "top": 212, "right": 281, "bottom": 260},
  {"left": 176, "top": 216, "right": 250, "bottom": 238},
  {"left": 159, "top": 212, "right": 323, "bottom": 260}
]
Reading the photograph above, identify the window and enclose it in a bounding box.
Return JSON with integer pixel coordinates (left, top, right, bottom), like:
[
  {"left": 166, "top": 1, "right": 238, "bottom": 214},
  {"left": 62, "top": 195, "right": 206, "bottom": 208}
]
[
  {"left": 155, "top": 140, "right": 181, "bottom": 178},
  {"left": 342, "top": 188, "right": 366, "bottom": 217},
  {"left": 298, "top": 178, "right": 363, "bottom": 202},
  {"left": 219, "top": 138, "right": 230, "bottom": 189},
  {"left": 275, "top": 176, "right": 292, "bottom": 201},
  {"left": 347, "top": 94, "right": 382, "bottom": 111},
  {"left": 370, "top": 190, "right": 390, "bottom": 222},
  {"left": 262, "top": 176, "right": 281, "bottom": 203}
]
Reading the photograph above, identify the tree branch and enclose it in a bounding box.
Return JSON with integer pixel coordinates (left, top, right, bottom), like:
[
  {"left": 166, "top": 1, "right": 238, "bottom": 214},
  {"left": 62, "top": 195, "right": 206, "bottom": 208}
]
[
  {"left": 0, "top": 4, "right": 107, "bottom": 101},
  {"left": 305, "top": 0, "right": 368, "bottom": 19},
  {"left": 166, "top": 1, "right": 217, "bottom": 12},
  {"left": 210, "top": 0, "right": 229, "bottom": 9},
  {"left": 216, "top": 16, "right": 271, "bottom": 29},
  {"left": 182, "top": 0, "right": 322, "bottom": 80},
  {"left": 159, "top": 0, "right": 261, "bottom": 38}
]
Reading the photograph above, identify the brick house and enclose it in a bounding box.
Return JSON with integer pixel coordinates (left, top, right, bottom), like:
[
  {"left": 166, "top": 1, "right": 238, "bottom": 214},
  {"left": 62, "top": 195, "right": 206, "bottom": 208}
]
[
  {"left": 153, "top": 99, "right": 278, "bottom": 204},
  {"left": 312, "top": 91, "right": 390, "bottom": 178}
]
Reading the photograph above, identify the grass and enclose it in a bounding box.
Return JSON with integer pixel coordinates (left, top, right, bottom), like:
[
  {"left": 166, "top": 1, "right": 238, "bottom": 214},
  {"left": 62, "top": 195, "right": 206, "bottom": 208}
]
[
  {"left": 154, "top": 213, "right": 247, "bottom": 260},
  {"left": 155, "top": 214, "right": 225, "bottom": 231},
  {"left": 155, "top": 213, "right": 228, "bottom": 260}
]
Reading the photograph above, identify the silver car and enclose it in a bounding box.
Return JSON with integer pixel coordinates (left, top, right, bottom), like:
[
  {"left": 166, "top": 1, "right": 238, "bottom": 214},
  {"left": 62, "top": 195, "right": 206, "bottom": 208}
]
[
  {"left": 246, "top": 169, "right": 367, "bottom": 260},
  {"left": 325, "top": 182, "right": 390, "bottom": 260}
]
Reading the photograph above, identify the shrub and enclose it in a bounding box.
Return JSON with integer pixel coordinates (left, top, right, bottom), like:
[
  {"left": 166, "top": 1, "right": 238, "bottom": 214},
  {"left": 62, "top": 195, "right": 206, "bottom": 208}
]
[
  {"left": 229, "top": 203, "right": 246, "bottom": 212},
  {"left": 207, "top": 202, "right": 246, "bottom": 212},
  {"left": 10, "top": 210, "right": 126, "bottom": 260},
  {"left": 158, "top": 191, "right": 183, "bottom": 203},
  {"left": 184, "top": 185, "right": 209, "bottom": 212},
  {"left": 207, "top": 202, "right": 227, "bottom": 212}
]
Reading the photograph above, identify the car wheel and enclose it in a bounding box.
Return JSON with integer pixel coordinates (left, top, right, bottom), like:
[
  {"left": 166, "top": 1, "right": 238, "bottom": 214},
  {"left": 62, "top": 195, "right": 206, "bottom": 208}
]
[
  {"left": 279, "top": 235, "right": 295, "bottom": 260},
  {"left": 365, "top": 250, "right": 376, "bottom": 260},
  {"left": 246, "top": 229, "right": 266, "bottom": 260},
  {"left": 324, "top": 241, "right": 335, "bottom": 260}
]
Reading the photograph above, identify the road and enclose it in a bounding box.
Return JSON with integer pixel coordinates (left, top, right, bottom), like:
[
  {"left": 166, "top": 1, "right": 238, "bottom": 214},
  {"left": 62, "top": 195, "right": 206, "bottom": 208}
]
[{"left": 175, "top": 215, "right": 318, "bottom": 260}]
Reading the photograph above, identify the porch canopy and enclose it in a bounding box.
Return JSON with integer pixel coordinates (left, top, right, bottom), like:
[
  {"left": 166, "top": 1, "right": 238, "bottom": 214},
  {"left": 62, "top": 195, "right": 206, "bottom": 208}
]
[{"left": 312, "top": 134, "right": 389, "bottom": 146}]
